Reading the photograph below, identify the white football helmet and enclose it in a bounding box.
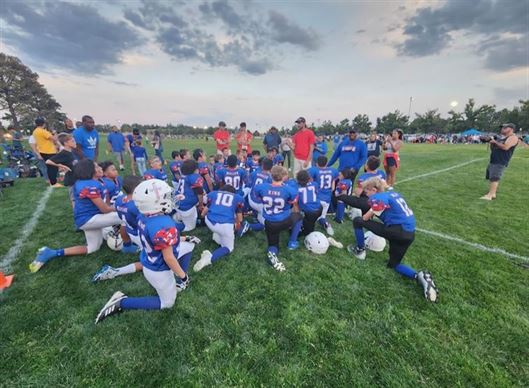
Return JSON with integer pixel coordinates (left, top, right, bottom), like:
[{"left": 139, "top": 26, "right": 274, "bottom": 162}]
[
  {"left": 107, "top": 232, "right": 123, "bottom": 251},
  {"left": 348, "top": 207, "right": 363, "bottom": 220},
  {"left": 133, "top": 179, "right": 174, "bottom": 215},
  {"left": 304, "top": 231, "right": 330, "bottom": 255},
  {"left": 364, "top": 231, "right": 386, "bottom": 252}
]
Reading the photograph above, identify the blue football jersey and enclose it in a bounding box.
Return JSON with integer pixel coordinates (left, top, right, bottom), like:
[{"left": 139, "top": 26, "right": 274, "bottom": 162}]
[
  {"left": 169, "top": 160, "right": 183, "bottom": 183},
  {"left": 298, "top": 181, "right": 321, "bottom": 213},
  {"left": 308, "top": 166, "right": 339, "bottom": 202},
  {"left": 335, "top": 178, "right": 352, "bottom": 196},
  {"left": 138, "top": 214, "right": 181, "bottom": 272},
  {"left": 115, "top": 194, "right": 140, "bottom": 236},
  {"left": 175, "top": 173, "right": 204, "bottom": 211},
  {"left": 249, "top": 169, "right": 272, "bottom": 202},
  {"left": 357, "top": 170, "right": 386, "bottom": 189},
  {"left": 246, "top": 158, "right": 260, "bottom": 174},
  {"left": 101, "top": 176, "right": 123, "bottom": 204},
  {"left": 273, "top": 154, "right": 284, "bottom": 165},
  {"left": 254, "top": 182, "right": 298, "bottom": 222},
  {"left": 216, "top": 167, "right": 247, "bottom": 195},
  {"left": 144, "top": 168, "right": 168, "bottom": 182},
  {"left": 369, "top": 191, "right": 416, "bottom": 232},
  {"left": 73, "top": 179, "right": 106, "bottom": 228},
  {"left": 197, "top": 161, "right": 212, "bottom": 192},
  {"left": 206, "top": 190, "right": 244, "bottom": 224}
]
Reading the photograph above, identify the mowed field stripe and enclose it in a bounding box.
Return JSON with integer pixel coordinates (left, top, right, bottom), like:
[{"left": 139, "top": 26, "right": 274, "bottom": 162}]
[
  {"left": 0, "top": 186, "right": 53, "bottom": 271},
  {"left": 395, "top": 158, "right": 486, "bottom": 185},
  {"left": 417, "top": 228, "right": 529, "bottom": 262}
]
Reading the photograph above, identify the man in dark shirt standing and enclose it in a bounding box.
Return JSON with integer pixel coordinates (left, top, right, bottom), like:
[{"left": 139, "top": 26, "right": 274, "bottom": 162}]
[{"left": 480, "top": 123, "right": 519, "bottom": 200}]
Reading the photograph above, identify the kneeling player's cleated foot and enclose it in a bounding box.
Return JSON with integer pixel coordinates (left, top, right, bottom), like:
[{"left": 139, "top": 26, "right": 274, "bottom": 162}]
[
  {"left": 267, "top": 252, "right": 286, "bottom": 272},
  {"left": 29, "top": 247, "right": 56, "bottom": 272},
  {"left": 416, "top": 270, "right": 439, "bottom": 303},
  {"left": 193, "top": 250, "right": 212, "bottom": 272},
  {"left": 95, "top": 291, "right": 127, "bottom": 324},
  {"left": 29, "top": 260, "right": 45, "bottom": 273},
  {"left": 479, "top": 195, "right": 494, "bottom": 201},
  {"left": 287, "top": 240, "right": 299, "bottom": 250},
  {"left": 334, "top": 218, "right": 343, "bottom": 224},
  {"left": 237, "top": 221, "right": 250, "bottom": 238},
  {"left": 327, "top": 237, "right": 344, "bottom": 249},
  {"left": 347, "top": 244, "right": 366, "bottom": 260},
  {"left": 325, "top": 224, "right": 335, "bottom": 236},
  {"left": 92, "top": 265, "right": 119, "bottom": 282},
  {"left": 121, "top": 244, "right": 140, "bottom": 254}
]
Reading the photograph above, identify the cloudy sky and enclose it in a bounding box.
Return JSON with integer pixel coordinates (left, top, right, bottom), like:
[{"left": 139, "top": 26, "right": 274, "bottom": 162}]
[{"left": 1, "top": 0, "right": 527, "bottom": 130}]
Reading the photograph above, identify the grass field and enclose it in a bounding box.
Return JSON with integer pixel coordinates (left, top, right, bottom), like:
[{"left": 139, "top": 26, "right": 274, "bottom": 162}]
[{"left": 1, "top": 140, "right": 528, "bottom": 386}]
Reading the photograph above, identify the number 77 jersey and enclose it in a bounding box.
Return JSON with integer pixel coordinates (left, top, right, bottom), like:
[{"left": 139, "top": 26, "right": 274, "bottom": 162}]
[
  {"left": 368, "top": 191, "right": 416, "bottom": 232},
  {"left": 254, "top": 182, "right": 298, "bottom": 222}
]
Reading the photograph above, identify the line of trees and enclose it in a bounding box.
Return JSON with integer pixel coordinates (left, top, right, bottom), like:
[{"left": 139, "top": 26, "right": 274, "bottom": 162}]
[{"left": 1, "top": 53, "right": 527, "bottom": 137}]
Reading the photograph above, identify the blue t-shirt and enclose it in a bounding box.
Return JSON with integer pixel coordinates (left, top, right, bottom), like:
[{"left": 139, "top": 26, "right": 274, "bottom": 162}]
[
  {"left": 73, "top": 179, "right": 106, "bottom": 228},
  {"left": 175, "top": 173, "right": 204, "bottom": 211},
  {"left": 298, "top": 181, "right": 321, "bottom": 213},
  {"left": 138, "top": 214, "right": 181, "bottom": 272},
  {"left": 369, "top": 191, "right": 416, "bottom": 232},
  {"left": 115, "top": 194, "right": 140, "bottom": 236},
  {"left": 144, "top": 168, "right": 168, "bottom": 182},
  {"left": 357, "top": 170, "right": 387, "bottom": 189},
  {"left": 206, "top": 190, "right": 244, "bottom": 224},
  {"left": 101, "top": 176, "right": 123, "bottom": 204},
  {"left": 107, "top": 132, "right": 125, "bottom": 152},
  {"left": 73, "top": 127, "right": 99, "bottom": 160},
  {"left": 132, "top": 146, "right": 147, "bottom": 160},
  {"left": 254, "top": 182, "right": 298, "bottom": 222},
  {"left": 308, "top": 166, "right": 339, "bottom": 202},
  {"left": 216, "top": 167, "right": 247, "bottom": 196}
]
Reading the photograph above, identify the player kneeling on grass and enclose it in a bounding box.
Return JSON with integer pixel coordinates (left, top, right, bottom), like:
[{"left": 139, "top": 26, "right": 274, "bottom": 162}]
[
  {"left": 174, "top": 159, "right": 205, "bottom": 232},
  {"left": 347, "top": 177, "right": 438, "bottom": 302},
  {"left": 143, "top": 156, "right": 168, "bottom": 182},
  {"left": 254, "top": 166, "right": 303, "bottom": 272},
  {"left": 193, "top": 185, "right": 244, "bottom": 272},
  {"left": 95, "top": 179, "right": 194, "bottom": 323},
  {"left": 30, "top": 159, "right": 122, "bottom": 273},
  {"left": 113, "top": 175, "right": 144, "bottom": 255}
]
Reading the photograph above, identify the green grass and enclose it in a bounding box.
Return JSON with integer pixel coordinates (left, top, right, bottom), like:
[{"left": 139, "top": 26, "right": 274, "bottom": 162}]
[{"left": 1, "top": 141, "right": 529, "bottom": 386}]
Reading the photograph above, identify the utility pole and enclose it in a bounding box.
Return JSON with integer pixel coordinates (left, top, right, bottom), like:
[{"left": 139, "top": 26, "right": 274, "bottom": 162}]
[{"left": 408, "top": 96, "right": 413, "bottom": 121}]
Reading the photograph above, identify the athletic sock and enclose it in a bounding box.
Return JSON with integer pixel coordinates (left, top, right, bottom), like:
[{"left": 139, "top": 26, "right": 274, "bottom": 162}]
[
  {"left": 267, "top": 246, "right": 278, "bottom": 255},
  {"left": 318, "top": 218, "right": 327, "bottom": 228},
  {"left": 335, "top": 202, "right": 345, "bottom": 221},
  {"left": 121, "top": 296, "right": 161, "bottom": 310},
  {"left": 211, "top": 247, "right": 231, "bottom": 263},
  {"left": 289, "top": 220, "right": 302, "bottom": 242},
  {"left": 56, "top": 249, "right": 65, "bottom": 257},
  {"left": 123, "top": 241, "right": 132, "bottom": 247},
  {"left": 249, "top": 222, "right": 264, "bottom": 231},
  {"left": 175, "top": 222, "right": 186, "bottom": 232},
  {"left": 354, "top": 227, "right": 365, "bottom": 249},
  {"left": 115, "top": 263, "right": 137, "bottom": 277},
  {"left": 178, "top": 252, "right": 192, "bottom": 273},
  {"left": 394, "top": 264, "right": 417, "bottom": 279}
]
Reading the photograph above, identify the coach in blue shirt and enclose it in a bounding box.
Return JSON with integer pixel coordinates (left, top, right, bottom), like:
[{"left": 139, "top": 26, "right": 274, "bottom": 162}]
[
  {"left": 107, "top": 125, "right": 125, "bottom": 170},
  {"left": 263, "top": 126, "right": 282, "bottom": 152},
  {"left": 327, "top": 128, "right": 367, "bottom": 182},
  {"left": 73, "top": 115, "right": 99, "bottom": 161}
]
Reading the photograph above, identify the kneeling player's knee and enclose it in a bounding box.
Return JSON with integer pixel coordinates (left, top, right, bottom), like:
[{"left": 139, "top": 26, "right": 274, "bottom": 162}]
[
  {"left": 160, "top": 293, "right": 177, "bottom": 309},
  {"left": 352, "top": 216, "right": 363, "bottom": 227}
]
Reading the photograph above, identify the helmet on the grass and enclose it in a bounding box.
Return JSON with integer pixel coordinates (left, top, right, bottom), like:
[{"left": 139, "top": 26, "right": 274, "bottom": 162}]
[
  {"left": 106, "top": 230, "right": 123, "bottom": 251},
  {"left": 364, "top": 231, "right": 386, "bottom": 252},
  {"left": 133, "top": 179, "right": 174, "bottom": 215},
  {"left": 304, "top": 231, "right": 330, "bottom": 255}
]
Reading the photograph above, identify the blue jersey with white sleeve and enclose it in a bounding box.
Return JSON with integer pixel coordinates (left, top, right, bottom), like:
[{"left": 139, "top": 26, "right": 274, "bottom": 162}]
[
  {"left": 73, "top": 179, "right": 106, "bottom": 228},
  {"left": 206, "top": 190, "right": 244, "bottom": 224},
  {"left": 249, "top": 169, "right": 272, "bottom": 202},
  {"left": 254, "top": 182, "right": 298, "bottom": 222},
  {"left": 169, "top": 160, "right": 182, "bottom": 184},
  {"left": 308, "top": 166, "right": 338, "bottom": 202},
  {"left": 175, "top": 173, "right": 204, "bottom": 211},
  {"left": 369, "top": 191, "right": 416, "bottom": 232},
  {"left": 115, "top": 194, "right": 140, "bottom": 236},
  {"left": 297, "top": 181, "right": 321, "bottom": 213},
  {"left": 216, "top": 167, "right": 247, "bottom": 195},
  {"left": 335, "top": 178, "right": 352, "bottom": 196},
  {"left": 138, "top": 214, "right": 181, "bottom": 272},
  {"left": 101, "top": 176, "right": 123, "bottom": 204},
  {"left": 246, "top": 158, "right": 260, "bottom": 174},
  {"left": 144, "top": 168, "right": 168, "bottom": 182}
]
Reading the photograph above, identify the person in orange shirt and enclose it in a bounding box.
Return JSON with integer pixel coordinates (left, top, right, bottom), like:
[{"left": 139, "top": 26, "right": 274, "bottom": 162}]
[
  {"left": 235, "top": 122, "right": 253, "bottom": 155},
  {"left": 32, "top": 117, "right": 60, "bottom": 186},
  {"left": 292, "top": 117, "right": 315, "bottom": 176},
  {"left": 213, "top": 121, "right": 231, "bottom": 155}
]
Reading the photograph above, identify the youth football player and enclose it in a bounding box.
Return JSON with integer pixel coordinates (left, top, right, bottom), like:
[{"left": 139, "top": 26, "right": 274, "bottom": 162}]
[
  {"left": 216, "top": 155, "right": 247, "bottom": 197},
  {"left": 295, "top": 170, "right": 322, "bottom": 235},
  {"left": 267, "top": 147, "right": 284, "bottom": 166},
  {"left": 99, "top": 161, "right": 123, "bottom": 204},
  {"left": 308, "top": 155, "right": 338, "bottom": 235},
  {"left": 193, "top": 185, "right": 244, "bottom": 272},
  {"left": 254, "top": 166, "right": 302, "bottom": 272},
  {"left": 334, "top": 168, "right": 353, "bottom": 223},
  {"left": 29, "top": 159, "right": 121, "bottom": 273},
  {"left": 174, "top": 159, "right": 204, "bottom": 232},
  {"left": 193, "top": 148, "right": 214, "bottom": 192},
  {"left": 95, "top": 179, "right": 194, "bottom": 323},
  {"left": 347, "top": 176, "right": 438, "bottom": 302},
  {"left": 246, "top": 150, "right": 261, "bottom": 174},
  {"left": 169, "top": 150, "right": 183, "bottom": 188},
  {"left": 143, "top": 156, "right": 168, "bottom": 181}
]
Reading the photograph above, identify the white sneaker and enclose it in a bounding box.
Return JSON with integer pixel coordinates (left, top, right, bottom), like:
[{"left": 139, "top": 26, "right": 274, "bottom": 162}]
[
  {"left": 193, "top": 250, "right": 212, "bottom": 272},
  {"left": 327, "top": 237, "right": 343, "bottom": 249},
  {"left": 325, "top": 224, "right": 335, "bottom": 236}
]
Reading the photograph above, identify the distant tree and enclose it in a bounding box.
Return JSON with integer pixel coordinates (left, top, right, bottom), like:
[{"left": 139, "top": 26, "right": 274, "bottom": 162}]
[
  {"left": 335, "top": 118, "right": 350, "bottom": 133},
  {"left": 0, "top": 53, "right": 64, "bottom": 129},
  {"left": 409, "top": 109, "right": 447, "bottom": 133},
  {"left": 376, "top": 110, "right": 408, "bottom": 134},
  {"left": 318, "top": 120, "right": 335, "bottom": 135},
  {"left": 446, "top": 110, "right": 467, "bottom": 133},
  {"left": 352, "top": 114, "right": 372, "bottom": 133},
  {"left": 121, "top": 123, "right": 132, "bottom": 132}
]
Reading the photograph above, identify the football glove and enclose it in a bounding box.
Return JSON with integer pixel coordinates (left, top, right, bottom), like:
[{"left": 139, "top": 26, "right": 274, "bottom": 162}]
[{"left": 182, "top": 235, "right": 201, "bottom": 244}]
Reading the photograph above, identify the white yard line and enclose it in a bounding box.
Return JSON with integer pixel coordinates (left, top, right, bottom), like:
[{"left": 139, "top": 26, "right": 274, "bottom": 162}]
[
  {"left": 394, "top": 158, "right": 486, "bottom": 185},
  {"left": 0, "top": 186, "right": 53, "bottom": 271},
  {"left": 416, "top": 228, "right": 529, "bottom": 262}
]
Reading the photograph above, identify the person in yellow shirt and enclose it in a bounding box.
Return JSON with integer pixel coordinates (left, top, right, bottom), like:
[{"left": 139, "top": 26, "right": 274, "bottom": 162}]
[{"left": 32, "top": 117, "right": 60, "bottom": 187}]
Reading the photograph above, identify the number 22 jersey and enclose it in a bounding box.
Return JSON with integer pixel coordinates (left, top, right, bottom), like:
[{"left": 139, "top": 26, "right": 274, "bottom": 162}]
[{"left": 254, "top": 182, "right": 298, "bottom": 222}]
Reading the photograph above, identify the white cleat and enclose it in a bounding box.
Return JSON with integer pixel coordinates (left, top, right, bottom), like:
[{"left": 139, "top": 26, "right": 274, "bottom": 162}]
[
  {"left": 416, "top": 271, "right": 439, "bottom": 303},
  {"left": 325, "top": 224, "right": 335, "bottom": 236},
  {"left": 347, "top": 244, "right": 366, "bottom": 260},
  {"left": 267, "top": 252, "right": 286, "bottom": 272},
  {"left": 193, "top": 250, "right": 213, "bottom": 272},
  {"left": 95, "top": 291, "right": 127, "bottom": 324},
  {"left": 327, "top": 237, "right": 343, "bottom": 249}
]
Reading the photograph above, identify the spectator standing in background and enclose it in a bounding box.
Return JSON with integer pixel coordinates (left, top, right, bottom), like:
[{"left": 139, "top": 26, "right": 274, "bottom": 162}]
[
  {"left": 280, "top": 136, "right": 293, "bottom": 171},
  {"left": 333, "top": 133, "right": 342, "bottom": 150},
  {"left": 213, "top": 121, "right": 231, "bottom": 155},
  {"left": 152, "top": 130, "right": 164, "bottom": 165},
  {"left": 33, "top": 117, "right": 60, "bottom": 186},
  {"left": 125, "top": 128, "right": 142, "bottom": 175},
  {"left": 64, "top": 119, "right": 75, "bottom": 134},
  {"left": 327, "top": 128, "right": 367, "bottom": 183},
  {"left": 263, "top": 126, "right": 282, "bottom": 153},
  {"left": 73, "top": 115, "right": 99, "bottom": 161},
  {"left": 291, "top": 117, "right": 315, "bottom": 175},
  {"left": 312, "top": 134, "right": 328, "bottom": 165},
  {"left": 383, "top": 129, "right": 403, "bottom": 186},
  {"left": 235, "top": 122, "right": 253, "bottom": 155},
  {"left": 366, "top": 131, "right": 383, "bottom": 158},
  {"left": 107, "top": 126, "right": 126, "bottom": 170}
]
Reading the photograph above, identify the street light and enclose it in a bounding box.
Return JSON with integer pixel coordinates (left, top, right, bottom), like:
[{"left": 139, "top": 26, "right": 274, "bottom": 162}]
[{"left": 408, "top": 96, "right": 413, "bottom": 119}]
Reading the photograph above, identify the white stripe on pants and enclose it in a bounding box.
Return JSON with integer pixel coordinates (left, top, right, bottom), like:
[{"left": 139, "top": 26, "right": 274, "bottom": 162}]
[{"left": 80, "top": 212, "right": 121, "bottom": 254}]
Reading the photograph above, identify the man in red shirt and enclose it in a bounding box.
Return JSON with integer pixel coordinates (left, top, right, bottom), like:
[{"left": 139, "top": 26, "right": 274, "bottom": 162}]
[
  {"left": 292, "top": 117, "right": 315, "bottom": 175},
  {"left": 235, "top": 122, "right": 253, "bottom": 155},
  {"left": 213, "top": 121, "right": 231, "bottom": 155}
]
